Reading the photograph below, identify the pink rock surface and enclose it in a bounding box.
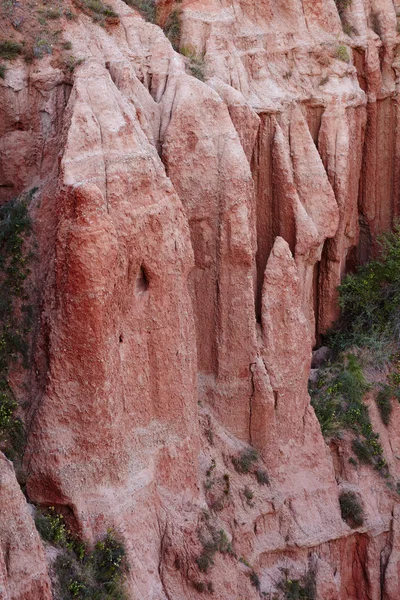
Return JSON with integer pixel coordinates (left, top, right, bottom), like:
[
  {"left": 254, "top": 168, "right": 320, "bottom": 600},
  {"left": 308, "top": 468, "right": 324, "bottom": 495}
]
[
  {"left": 0, "top": 0, "right": 400, "bottom": 597},
  {"left": 0, "top": 453, "right": 52, "bottom": 600}
]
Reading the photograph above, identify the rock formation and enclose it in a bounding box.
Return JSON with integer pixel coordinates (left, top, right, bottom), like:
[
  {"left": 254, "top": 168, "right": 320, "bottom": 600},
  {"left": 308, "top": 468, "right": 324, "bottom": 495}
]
[{"left": 0, "top": 0, "right": 400, "bottom": 597}]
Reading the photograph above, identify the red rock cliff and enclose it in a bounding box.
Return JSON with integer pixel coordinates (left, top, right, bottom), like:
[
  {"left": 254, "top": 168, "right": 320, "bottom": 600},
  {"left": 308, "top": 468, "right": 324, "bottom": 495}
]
[{"left": 0, "top": 0, "right": 400, "bottom": 598}]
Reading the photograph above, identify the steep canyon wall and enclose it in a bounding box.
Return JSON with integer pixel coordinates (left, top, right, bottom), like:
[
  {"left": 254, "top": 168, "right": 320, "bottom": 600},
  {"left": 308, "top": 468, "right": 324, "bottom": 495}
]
[{"left": 0, "top": 0, "right": 400, "bottom": 598}]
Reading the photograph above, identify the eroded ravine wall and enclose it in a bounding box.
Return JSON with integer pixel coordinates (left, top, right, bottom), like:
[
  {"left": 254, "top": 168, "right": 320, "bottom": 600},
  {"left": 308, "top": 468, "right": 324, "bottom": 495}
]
[{"left": 0, "top": 0, "right": 400, "bottom": 598}]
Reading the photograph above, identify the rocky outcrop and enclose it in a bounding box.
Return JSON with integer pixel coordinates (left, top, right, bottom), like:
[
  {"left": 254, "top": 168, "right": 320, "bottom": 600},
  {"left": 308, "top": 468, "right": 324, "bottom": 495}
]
[
  {"left": 0, "top": 453, "right": 52, "bottom": 600},
  {"left": 0, "top": 0, "right": 400, "bottom": 597}
]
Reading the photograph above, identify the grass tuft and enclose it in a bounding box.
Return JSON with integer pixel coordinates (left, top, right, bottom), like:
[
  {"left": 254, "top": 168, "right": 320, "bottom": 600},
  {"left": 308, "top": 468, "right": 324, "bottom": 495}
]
[{"left": 0, "top": 40, "right": 22, "bottom": 60}]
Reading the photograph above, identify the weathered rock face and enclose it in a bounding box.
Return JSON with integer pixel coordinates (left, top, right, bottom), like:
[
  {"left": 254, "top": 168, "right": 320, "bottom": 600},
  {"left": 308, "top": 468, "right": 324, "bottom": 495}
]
[
  {"left": 1, "top": 0, "right": 400, "bottom": 597},
  {"left": 0, "top": 453, "right": 52, "bottom": 600}
]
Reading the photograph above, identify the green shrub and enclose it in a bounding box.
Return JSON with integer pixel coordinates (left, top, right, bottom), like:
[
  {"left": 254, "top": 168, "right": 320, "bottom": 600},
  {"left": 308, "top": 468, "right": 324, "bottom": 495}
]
[
  {"left": 123, "top": 0, "right": 156, "bottom": 22},
  {"left": 376, "top": 385, "right": 393, "bottom": 426},
  {"left": 196, "top": 552, "right": 214, "bottom": 573},
  {"left": 243, "top": 486, "right": 253, "bottom": 501},
  {"left": 63, "top": 56, "right": 85, "bottom": 73},
  {"left": 0, "top": 192, "right": 35, "bottom": 464},
  {"left": 196, "top": 526, "right": 233, "bottom": 573},
  {"left": 339, "top": 491, "right": 364, "bottom": 528},
  {"left": 0, "top": 64, "right": 6, "bottom": 79},
  {"left": 278, "top": 568, "right": 316, "bottom": 600},
  {"left": 34, "top": 507, "right": 68, "bottom": 545},
  {"left": 311, "top": 227, "right": 400, "bottom": 474},
  {"left": 0, "top": 40, "right": 23, "bottom": 60},
  {"left": 352, "top": 439, "right": 373, "bottom": 465},
  {"left": 232, "top": 448, "right": 258, "bottom": 474},
  {"left": 255, "top": 468, "right": 269, "bottom": 485},
  {"left": 78, "top": 0, "right": 118, "bottom": 23},
  {"left": 311, "top": 355, "right": 369, "bottom": 433},
  {"left": 332, "top": 226, "right": 400, "bottom": 347},
  {"left": 35, "top": 516, "right": 127, "bottom": 600},
  {"left": 336, "top": 44, "right": 350, "bottom": 62}
]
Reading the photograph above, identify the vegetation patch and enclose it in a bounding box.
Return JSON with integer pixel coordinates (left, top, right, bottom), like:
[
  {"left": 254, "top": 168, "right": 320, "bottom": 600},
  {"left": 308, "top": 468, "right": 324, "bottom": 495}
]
[
  {"left": 375, "top": 385, "right": 393, "bottom": 426},
  {"left": 243, "top": 486, "right": 254, "bottom": 506},
  {"left": 35, "top": 508, "right": 127, "bottom": 599},
  {"left": 75, "top": 0, "right": 119, "bottom": 24},
  {"left": 63, "top": 55, "right": 85, "bottom": 73},
  {"left": 310, "top": 228, "right": 400, "bottom": 474},
  {"left": 249, "top": 570, "right": 261, "bottom": 591},
  {"left": 38, "top": 7, "right": 62, "bottom": 20},
  {"left": 164, "top": 8, "right": 181, "bottom": 50},
  {"left": 180, "top": 45, "right": 205, "bottom": 81},
  {"left": 278, "top": 567, "right": 316, "bottom": 600},
  {"left": 0, "top": 39, "right": 22, "bottom": 60},
  {"left": 339, "top": 491, "right": 364, "bottom": 528},
  {"left": 232, "top": 448, "right": 258, "bottom": 474},
  {"left": 196, "top": 518, "right": 233, "bottom": 574},
  {"left": 0, "top": 64, "right": 6, "bottom": 78},
  {"left": 336, "top": 44, "right": 350, "bottom": 62},
  {"left": 255, "top": 468, "right": 269, "bottom": 485},
  {"left": 0, "top": 191, "right": 35, "bottom": 468},
  {"left": 123, "top": 0, "right": 157, "bottom": 23},
  {"left": 334, "top": 0, "right": 352, "bottom": 13}
]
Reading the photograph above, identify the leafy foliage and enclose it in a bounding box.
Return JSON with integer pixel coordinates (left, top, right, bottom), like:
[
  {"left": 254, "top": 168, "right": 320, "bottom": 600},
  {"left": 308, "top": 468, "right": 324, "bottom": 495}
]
[
  {"left": 310, "top": 354, "right": 387, "bottom": 471},
  {"left": 0, "top": 64, "right": 6, "bottom": 78},
  {"left": 310, "top": 228, "right": 400, "bottom": 472},
  {"left": 35, "top": 510, "right": 127, "bottom": 600},
  {"left": 35, "top": 507, "right": 69, "bottom": 545},
  {"left": 0, "top": 191, "right": 35, "bottom": 464},
  {"left": 331, "top": 226, "right": 400, "bottom": 348}
]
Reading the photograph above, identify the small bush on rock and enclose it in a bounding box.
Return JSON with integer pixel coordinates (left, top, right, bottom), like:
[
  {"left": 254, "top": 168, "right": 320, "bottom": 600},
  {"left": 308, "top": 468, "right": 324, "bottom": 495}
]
[
  {"left": 196, "top": 522, "right": 233, "bottom": 574},
  {"left": 278, "top": 567, "right": 316, "bottom": 600},
  {"left": 336, "top": 44, "right": 350, "bottom": 62},
  {"left": 339, "top": 491, "right": 364, "bottom": 528},
  {"left": 232, "top": 448, "right": 258, "bottom": 474},
  {"left": 0, "top": 40, "right": 22, "bottom": 60},
  {"left": 35, "top": 511, "right": 127, "bottom": 600}
]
